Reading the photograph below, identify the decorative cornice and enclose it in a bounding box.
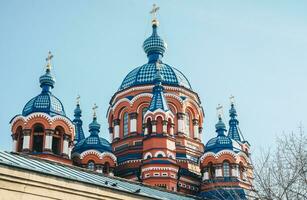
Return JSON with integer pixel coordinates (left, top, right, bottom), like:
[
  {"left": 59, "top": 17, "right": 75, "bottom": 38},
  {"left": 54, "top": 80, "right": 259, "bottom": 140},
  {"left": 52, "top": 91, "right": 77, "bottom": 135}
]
[
  {"left": 79, "top": 149, "right": 117, "bottom": 162},
  {"left": 142, "top": 167, "right": 178, "bottom": 173},
  {"left": 200, "top": 149, "right": 251, "bottom": 164}
]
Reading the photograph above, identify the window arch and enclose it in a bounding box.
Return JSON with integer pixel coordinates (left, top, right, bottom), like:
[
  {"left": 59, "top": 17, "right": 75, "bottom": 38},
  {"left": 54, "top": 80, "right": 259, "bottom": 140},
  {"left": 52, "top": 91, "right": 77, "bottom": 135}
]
[
  {"left": 157, "top": 154, "right": 163, "bottom": 158},
  {"left": 223, "top": 161, "right": 230, "bottom": 177},
  {"left": 32, "top": 123, "right": 44, "bottom": 153},
  {"left": 123, "top": 112, "right": 129, "bottom": 136},
  {"left": 87, "top": 160, "right": 95, "bottom": 171}
]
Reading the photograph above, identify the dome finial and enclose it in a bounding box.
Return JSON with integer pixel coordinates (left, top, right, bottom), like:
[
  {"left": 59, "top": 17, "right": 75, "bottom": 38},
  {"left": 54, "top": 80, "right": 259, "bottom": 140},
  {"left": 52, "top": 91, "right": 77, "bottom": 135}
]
[
  {"left": 76, "top": 95, "right": 80, "bottom": 105},
  {"left": 216, "top": 104, "right": 224, "bottom": 119},
  {"left": 92, "top": 103, "right": 98, "bottom": 118},
  {"left": 150, "top": 4, "right": 160, "bottom": 26},
  {"left": 45, "top": 51, "right": 53, "bottom": 71}
]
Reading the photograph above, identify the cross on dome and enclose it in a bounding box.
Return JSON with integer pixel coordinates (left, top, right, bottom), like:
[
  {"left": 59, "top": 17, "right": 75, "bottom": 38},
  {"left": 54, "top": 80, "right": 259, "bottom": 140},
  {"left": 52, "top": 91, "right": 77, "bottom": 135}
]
[
  {"left": 150, "top": 4, "right": 160, "bottom": 25},
  {"left": 92, "top": 103, "right": 98, "bottom": 118},
  {"left": 45, "top": 51, "right": 53, "bottom": 71},
  {"left": 76, "top": 95, "right": 80, "bottom": 105},
  {"left": 216, "top": 104, "right": 223, "bottom": 118}
]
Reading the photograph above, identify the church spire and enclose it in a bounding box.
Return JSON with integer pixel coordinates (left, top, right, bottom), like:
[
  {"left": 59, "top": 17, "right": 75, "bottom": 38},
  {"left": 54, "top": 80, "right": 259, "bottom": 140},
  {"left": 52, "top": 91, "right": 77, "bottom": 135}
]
[
  {"left": 73, "top": 95, "right": 85, "bottom": 143},
  {"left": 227, "top": 96, "right": 244, "bottom": 141},
  {"left": 39, "top": 51, "right": 55, "bottom": 93},
  {"left": 148, "top": 62, "right": 169, "bottom": 112}
]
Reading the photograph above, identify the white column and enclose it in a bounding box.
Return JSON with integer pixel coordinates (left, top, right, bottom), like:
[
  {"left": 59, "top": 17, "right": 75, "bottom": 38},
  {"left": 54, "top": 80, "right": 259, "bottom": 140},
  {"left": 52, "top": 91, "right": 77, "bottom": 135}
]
[
  {"left": 22, "top": 129, "right": 31, "bottom": 151},
  {"left": 162, "top": 120, "right": 167, "bottom": 133},
  {"left": 44, "top": 130, "right": 53, "bottom": 151},
  {"left": 12, "top": 139, "right": 17, "bottom": 152},
  {"left": 108, "top": 127, "right": 114, "bottom": 141},
  {"left": 129, "top": 113, "right": 137, "bottom": 133},
  {"left": 113, "top": 119, "right": 120, "bottom": 139},
  {"left": 144, "top": 127, "right": 148, "bottom": 135},
  {"left": 203, "top": 171, "right": 209, "bottom": 181},
  {"left": 170, "top": 124, "right": 174, "bottom": 135},
  {"left": 232, "top": 165, "right": 239, "bottom": 177},
  {"left": 152, "top": 120, "right": 157, "bottom": 133},
  {"left": 62, "top": 135, "right": 69, "bottom": 156},
  {"left": 177, "top": 113, "right": 185, "bottom": 134},
  {"left": 215, "top": 166, "right": 222, "bottom": 177}
]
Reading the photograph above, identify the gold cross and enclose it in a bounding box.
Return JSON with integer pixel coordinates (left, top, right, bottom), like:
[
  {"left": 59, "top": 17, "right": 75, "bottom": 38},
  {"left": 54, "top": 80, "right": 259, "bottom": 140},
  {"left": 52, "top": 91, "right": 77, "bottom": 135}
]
[
  {"left": 46, "top": 51, "right": 53, "bottom": 70},
  {"left": 76, "top": 95, "right": 80, "bottom": 105},
  {"left": 150, "top": 4, "right": 160, "bottom": 20},
  {"left": 216, "top": 104, "right": 223, "bottom": 118},
  {"left": 92, "top": 103, "right": 98, "bottom": 117},
  {"left": 230, "top": 95, "right": 235, "bottom": 105}
]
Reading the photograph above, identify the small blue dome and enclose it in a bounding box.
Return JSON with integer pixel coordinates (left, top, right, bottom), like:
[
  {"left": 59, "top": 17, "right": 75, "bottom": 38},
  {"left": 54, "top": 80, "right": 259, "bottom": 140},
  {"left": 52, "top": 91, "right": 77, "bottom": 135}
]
[
  {"left": 22, "top": 92, "right": 66, "bottom": 117},
  {"left": 205, "top": 135, "right": 234, "bottom": 153},
  {"left": 119, "top": 63, "right": 192, "bottom": 91},
  {"left": 73, "top": 136, "right": 112, "bottom": 154},
  {"left": 73, "top": 117, "right": 112, "bottom": 154},
  {"left": 205, "top": 117, "right": 241, "bottom": 153},
  {"left": 143, "top": 24, "right": 166, "bottom": 56}
]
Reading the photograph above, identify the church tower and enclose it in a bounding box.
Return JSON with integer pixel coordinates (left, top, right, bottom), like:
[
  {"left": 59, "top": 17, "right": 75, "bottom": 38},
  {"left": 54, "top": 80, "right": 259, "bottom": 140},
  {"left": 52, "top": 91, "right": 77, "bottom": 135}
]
[
  {"left": 10, "top": 52, "right": 75, "bottom": 164},
  {"left": 199, "top": 100, "right": 253, "bottom": 199},
  {"left": 107, "top": 5, "right": 204, "bottom": 194}
]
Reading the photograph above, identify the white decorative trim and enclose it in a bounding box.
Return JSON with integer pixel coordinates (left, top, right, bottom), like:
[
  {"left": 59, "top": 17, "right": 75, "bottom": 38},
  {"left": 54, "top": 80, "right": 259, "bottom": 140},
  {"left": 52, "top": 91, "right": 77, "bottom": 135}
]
[
  {"left": 142, "top": 167, "right": 178, "bottom": 173},
  {"left": 11, "top": 112, "right": 75, "bottom": 133},
  {"left": 143, "top": 152, "right": 153, "bottom": 159},
  {"left": 110, "top": 85, "right": 201, "bottom": 107},
  {"left": 167, "top": 152, "right": 175, "bottom": 159},
  {"left": 154, "top": 151, "right": 166, "bottom": 157},
  {"left": 118, "top": 159, "right": 142, "bottom": 165},
  {"left": 164, "top": 93, "right": 183, "bottom": 104},
  {"left": 79, "top": 150, "right": 117, "bottom": 162},
  {"left": 200, "top": 149, "right": 250, "bottom": 163}
]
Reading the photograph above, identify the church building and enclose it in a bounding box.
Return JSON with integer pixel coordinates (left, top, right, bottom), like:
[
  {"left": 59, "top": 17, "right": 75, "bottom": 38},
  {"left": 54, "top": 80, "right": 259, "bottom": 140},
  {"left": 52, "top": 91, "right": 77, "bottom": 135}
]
[{"left": 4, "top": 5, "right": 255, "bottom": 200}]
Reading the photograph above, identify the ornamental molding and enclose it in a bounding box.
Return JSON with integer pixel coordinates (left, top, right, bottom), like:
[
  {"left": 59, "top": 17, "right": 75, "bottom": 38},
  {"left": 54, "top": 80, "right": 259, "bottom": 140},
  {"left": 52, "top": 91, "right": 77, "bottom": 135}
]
[
  {"left": 200, "top": 150, "right": 250, "bottom": 163},
  {"left": 118, "top": 159, "right": 142, "bottom": 165},
  {"left": 11, "top": 113, "right": 75, "bottom": 133},
  {"left": 142, "top": 167, "right": 178, "bottom": 173},
  {"left": 80, "top": 149, "right": 117, "bottom": 162},
  {"left": 164, "top": 93, "right": 183, "bottom": 104},
  {"left": 111, "top": 85, "right": 200, "bottom": 105},
  {"left": 179, "top": 177, "right": 200, "bottom": 185}
]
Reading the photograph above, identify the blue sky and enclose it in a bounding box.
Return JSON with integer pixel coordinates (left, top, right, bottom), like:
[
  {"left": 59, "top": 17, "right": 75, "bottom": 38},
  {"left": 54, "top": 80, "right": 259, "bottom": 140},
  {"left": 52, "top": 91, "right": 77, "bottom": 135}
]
[{"left": 0, "top": 1, "right": 306, "bottom": 158}]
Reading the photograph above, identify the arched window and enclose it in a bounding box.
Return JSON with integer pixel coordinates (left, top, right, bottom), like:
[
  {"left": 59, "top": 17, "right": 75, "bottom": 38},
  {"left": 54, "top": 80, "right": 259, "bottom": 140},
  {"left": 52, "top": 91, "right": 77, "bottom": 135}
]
[
  {"left": 147, "top": 118, "right": 152, "bottom": 134},
  {"left": 239, "top": 163, "right": 244, "bottom": 180},
  {"left": 223, "top": 161, "right": 230, "bottom": 177},
  {"left": 87, "top": 161, "right": 95, "bottom": 171},
  {"left": 32, "top": 124, "right": 44, "bottom": 153},
  {"left": 123, "top": 112, "right": 129, "bottom": 136},
  {"left": 53, "top": 126, "right": 63, "bottom": 155},
  {"left": 208, "top": 162, "right": 215, "bottom": 179},
  {"left": 185, "top": 112, "right": 191, "bottom": 136},
  {"left": 156, "top": 116, "right": 163, "bottom": 133},
  {"left": 16, "top": 126, "right": 23, "bottom": 152},
  {"left": 146, "top": 155, "right": 152, "bottom": 159},
  {"left": 103, "top": 162, "right": 110, "bottom": 174}
]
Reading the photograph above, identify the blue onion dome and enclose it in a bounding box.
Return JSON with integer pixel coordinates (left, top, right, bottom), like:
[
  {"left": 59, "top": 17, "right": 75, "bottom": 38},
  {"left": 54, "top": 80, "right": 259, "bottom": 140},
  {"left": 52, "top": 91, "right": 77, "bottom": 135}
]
[
  {"left": 73, "top": 115, "right": 112, "bottom": 154},
  {"left": 143, "top": 24, "right": 167, "bottom": 58},
  {"left": 118, "top": 20, "right": 192, "bottom": 91},
  {"left": 22, "top": 53, "right": 66, "bottom": 117},
  {"left": 205, "top": 116, "right": 239, "bottom": 153}
]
